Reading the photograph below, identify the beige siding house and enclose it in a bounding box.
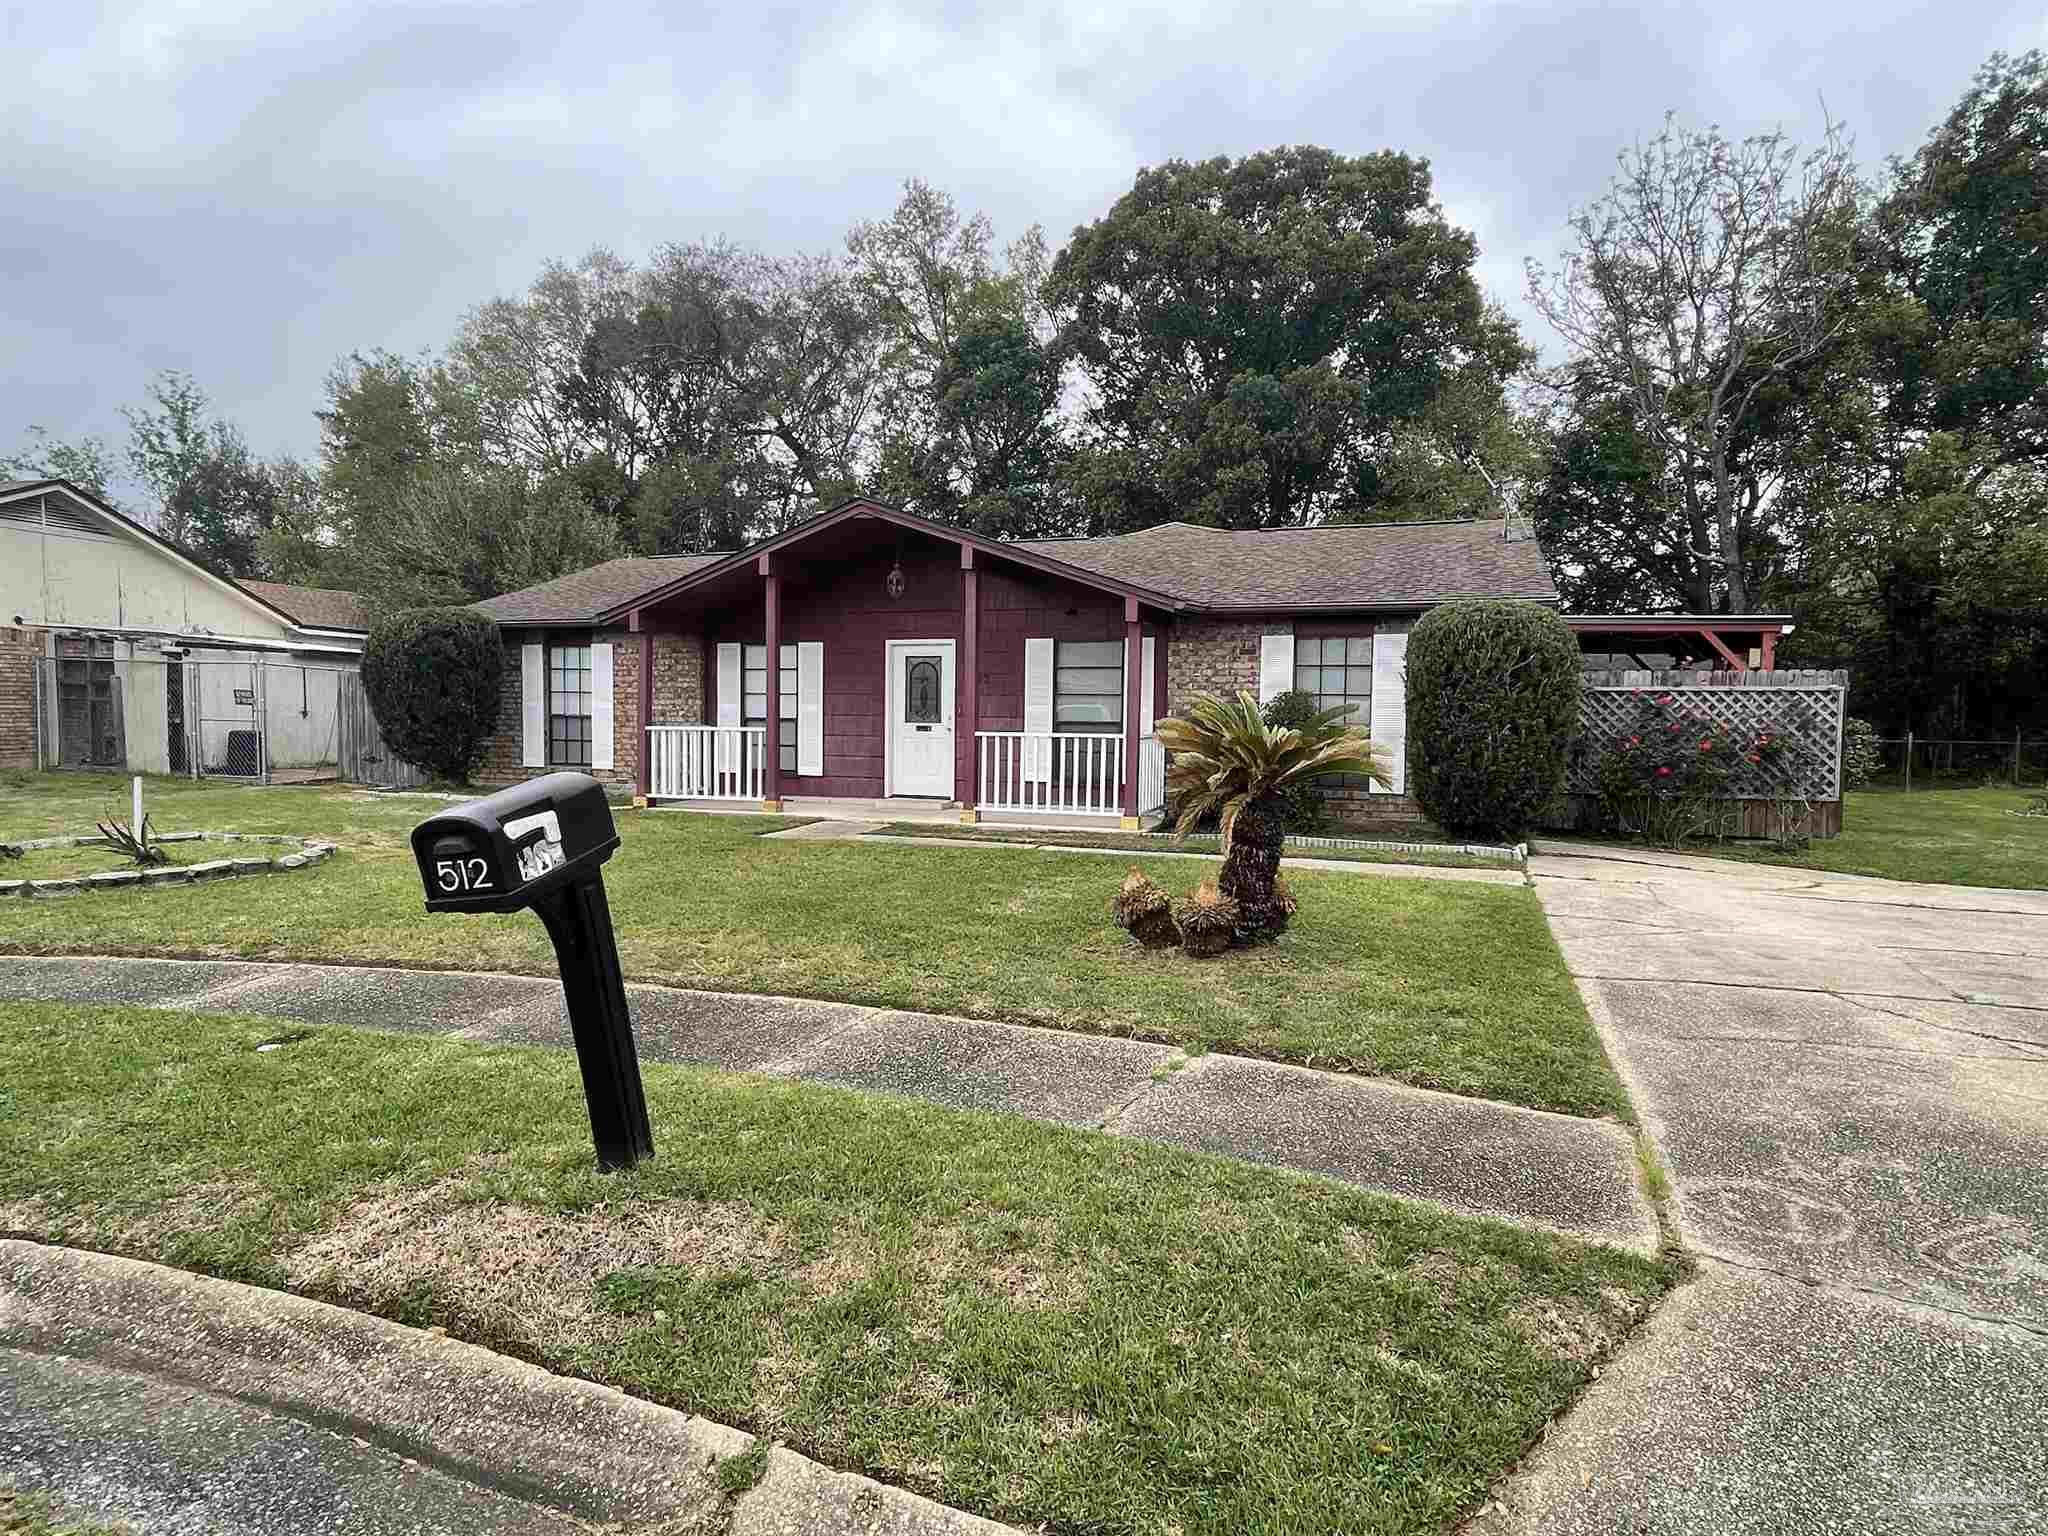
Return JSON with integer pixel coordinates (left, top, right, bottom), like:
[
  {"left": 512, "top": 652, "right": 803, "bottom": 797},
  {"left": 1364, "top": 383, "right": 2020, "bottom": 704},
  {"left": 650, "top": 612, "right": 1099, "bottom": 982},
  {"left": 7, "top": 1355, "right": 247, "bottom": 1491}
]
[{"left": 1, "top": 478, "right": 368, "bottom": 775}]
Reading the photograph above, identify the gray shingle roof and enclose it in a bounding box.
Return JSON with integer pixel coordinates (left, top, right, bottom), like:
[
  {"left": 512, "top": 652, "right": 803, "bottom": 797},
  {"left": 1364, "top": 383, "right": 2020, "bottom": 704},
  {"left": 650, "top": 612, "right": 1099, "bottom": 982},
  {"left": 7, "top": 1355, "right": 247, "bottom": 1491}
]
[
  {"left": 238, "top": 581, "right": 371, "bottom": 632},
  {"left": 479, "top": 517, "right": 1553, "bottom": 625},
  {"left": 473, "top": 555, "right": 730, "bottom": 624},
  {"left": 1013, "top": 520, "right": 1558, "bottom": 609}
]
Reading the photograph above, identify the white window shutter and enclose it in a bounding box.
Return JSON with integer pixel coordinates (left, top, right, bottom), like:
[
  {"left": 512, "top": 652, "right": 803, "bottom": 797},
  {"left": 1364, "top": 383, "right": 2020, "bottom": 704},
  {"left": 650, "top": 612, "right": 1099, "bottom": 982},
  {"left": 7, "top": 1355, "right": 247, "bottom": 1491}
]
[
  {"left": 589, "top": 643, "right": 615, "bottom": 770},
  {"left": 716, "top": 642, "right": 741, "bottom": 772},
  {"left": 1140, "top": 636, "right": 1157, "bottom": 736},
  {"left": 1023, "top": 637, "right": 1054, "bottom": 783},
  {"left": 796, "top": 641, "right": 823, "bottom": 776},
  {"left": 1370, "top": 627, "right": 1408, "bottom": 795},
  {"left": 1258, "top": 632, "right": 1294, "bottom": 703},
  {"left": 520, "top": 643, "right": 544, "bottom": 767}
]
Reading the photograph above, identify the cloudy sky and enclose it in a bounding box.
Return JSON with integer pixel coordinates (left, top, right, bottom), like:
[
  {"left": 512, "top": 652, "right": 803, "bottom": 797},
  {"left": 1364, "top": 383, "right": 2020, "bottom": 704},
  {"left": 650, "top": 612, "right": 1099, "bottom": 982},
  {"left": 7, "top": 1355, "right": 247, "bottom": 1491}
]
[{"left": 6, "top": 0, "right": 2043, "bottom": 477}]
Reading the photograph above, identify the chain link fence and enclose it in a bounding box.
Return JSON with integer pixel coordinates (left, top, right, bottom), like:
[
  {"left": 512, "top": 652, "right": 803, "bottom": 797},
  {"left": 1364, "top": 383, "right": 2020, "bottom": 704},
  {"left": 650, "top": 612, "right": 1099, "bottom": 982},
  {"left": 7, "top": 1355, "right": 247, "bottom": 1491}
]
[
  {"left": 1863, "top": 734, "right": 2048, "bottom": 790},
  {"left": 27, "top": 651, "right": 427, "bottom": 789}
]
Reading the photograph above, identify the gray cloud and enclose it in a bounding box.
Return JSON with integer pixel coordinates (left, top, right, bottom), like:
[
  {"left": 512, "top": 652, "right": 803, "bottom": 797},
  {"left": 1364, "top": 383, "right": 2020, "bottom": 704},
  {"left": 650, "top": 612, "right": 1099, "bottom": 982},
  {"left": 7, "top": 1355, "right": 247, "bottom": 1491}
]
[{"left": 6, "top": 0, "right": 2041, "bottom": 480}]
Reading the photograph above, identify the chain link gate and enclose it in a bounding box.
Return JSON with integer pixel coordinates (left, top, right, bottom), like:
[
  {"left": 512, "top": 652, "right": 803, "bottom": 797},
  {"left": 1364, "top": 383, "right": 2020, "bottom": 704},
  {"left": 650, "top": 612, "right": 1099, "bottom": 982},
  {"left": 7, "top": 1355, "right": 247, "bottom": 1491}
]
[{"left": 24, "top": 650, "right": 424, "bottom": 788}]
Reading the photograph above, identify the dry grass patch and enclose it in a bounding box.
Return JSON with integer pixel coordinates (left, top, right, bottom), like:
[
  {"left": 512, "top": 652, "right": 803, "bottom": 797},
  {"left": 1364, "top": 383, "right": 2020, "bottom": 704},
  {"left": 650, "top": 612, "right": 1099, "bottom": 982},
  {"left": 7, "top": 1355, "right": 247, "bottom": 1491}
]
[
  {"left": 1508, "top": 1300, "right": 1619, "bottom": 1365},
  {"left": 285, "top": 1175, "right": 789, "bottom": 1351}
]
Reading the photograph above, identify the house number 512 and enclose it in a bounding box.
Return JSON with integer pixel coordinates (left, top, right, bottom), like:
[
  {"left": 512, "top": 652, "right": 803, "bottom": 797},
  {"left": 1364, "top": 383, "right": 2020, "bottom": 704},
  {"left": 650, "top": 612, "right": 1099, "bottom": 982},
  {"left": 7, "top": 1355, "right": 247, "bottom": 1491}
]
[{"left": 435, "top": 858, "right": 493, "bottom": 892}]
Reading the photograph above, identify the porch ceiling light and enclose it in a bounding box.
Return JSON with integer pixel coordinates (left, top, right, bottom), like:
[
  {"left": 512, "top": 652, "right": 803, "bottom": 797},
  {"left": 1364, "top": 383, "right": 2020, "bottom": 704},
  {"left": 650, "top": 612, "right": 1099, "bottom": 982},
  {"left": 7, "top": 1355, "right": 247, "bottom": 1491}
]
[{"left": 886, "top": 560, "right": 906, "bottom": 600}]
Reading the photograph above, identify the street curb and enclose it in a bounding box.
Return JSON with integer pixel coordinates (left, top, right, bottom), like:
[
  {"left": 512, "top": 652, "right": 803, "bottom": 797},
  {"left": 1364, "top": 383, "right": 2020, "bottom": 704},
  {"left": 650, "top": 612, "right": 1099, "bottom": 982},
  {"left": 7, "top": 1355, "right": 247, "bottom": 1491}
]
[{"left": 0, "top": 1239, "right": 1018, "bottom": 1536}]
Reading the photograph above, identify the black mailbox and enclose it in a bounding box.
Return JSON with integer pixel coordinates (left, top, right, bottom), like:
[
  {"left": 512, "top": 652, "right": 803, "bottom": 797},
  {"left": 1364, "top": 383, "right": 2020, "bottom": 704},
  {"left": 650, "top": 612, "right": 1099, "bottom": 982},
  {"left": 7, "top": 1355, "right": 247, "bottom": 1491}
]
[
  {"left": 411, "top": 774, "right": 620, "bottom": 914},
  {"left": 410, "top": 774, "right": 652, "bottom": 1170}
]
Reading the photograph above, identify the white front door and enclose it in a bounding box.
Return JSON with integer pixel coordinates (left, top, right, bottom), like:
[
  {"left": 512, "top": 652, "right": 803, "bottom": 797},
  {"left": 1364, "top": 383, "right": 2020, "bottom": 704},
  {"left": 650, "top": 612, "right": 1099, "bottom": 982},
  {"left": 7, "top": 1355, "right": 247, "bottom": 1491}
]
[{"left": 888, "top": 640, "right": 955, "bottom": 797}]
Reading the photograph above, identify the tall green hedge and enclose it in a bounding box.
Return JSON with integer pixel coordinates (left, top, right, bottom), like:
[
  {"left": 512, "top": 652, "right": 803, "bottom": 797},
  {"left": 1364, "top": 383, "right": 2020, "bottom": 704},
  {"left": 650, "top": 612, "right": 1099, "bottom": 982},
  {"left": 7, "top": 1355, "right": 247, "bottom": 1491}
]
[
  {"left": 1405, "top": 600, "right": 1582, "bottom": 837},
  {"left": 360, "top": 609, "right": 505, "bottom": 783}
]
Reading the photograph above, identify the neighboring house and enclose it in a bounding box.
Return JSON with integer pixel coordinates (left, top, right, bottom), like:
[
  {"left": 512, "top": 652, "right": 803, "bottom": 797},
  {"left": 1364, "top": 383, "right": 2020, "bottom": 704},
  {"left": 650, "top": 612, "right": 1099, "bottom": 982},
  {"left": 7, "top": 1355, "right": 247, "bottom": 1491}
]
[
  {"left": 0, "top": 478, "right": 368, "bottom": 777},
  {"left": 469, "top": 498, "right": 1558, "bottom": 827}
]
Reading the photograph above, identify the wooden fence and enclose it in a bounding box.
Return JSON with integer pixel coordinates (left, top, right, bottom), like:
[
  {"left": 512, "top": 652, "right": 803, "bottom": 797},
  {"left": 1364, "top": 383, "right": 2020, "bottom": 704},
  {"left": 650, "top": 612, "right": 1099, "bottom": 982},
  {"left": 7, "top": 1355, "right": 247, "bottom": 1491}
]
[{"left": 1554, "top": 669, "right": 1849, "bottom": 840}]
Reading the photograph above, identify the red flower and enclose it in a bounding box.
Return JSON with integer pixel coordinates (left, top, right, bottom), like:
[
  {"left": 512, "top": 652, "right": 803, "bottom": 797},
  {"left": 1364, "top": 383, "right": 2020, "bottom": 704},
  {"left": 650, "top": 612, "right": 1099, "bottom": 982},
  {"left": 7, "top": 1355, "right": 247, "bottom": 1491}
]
[
  {"left": 1668, "top": 723, "right": 1682, "bottom": 733},
  {"left": 1699, "top": 738, "right": 1714, "bottom": 752},
  {"left": 1656, "top": 766, "right": 1673, "bottom": 777},
  {"left": 1745, "top": 753, "right": 1761, "bottom": 764},
  {"left": 1628, "top": 735, "right": 1641, "bottom": 747}
]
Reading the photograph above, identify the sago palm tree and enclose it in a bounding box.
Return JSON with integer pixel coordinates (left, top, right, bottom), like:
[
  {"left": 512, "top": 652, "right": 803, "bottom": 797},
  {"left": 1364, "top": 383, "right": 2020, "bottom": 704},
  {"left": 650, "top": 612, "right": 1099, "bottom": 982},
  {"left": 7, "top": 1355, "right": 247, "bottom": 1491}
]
[{"left": 1156, "top": 691, "right": 1390, "bottom": 943}]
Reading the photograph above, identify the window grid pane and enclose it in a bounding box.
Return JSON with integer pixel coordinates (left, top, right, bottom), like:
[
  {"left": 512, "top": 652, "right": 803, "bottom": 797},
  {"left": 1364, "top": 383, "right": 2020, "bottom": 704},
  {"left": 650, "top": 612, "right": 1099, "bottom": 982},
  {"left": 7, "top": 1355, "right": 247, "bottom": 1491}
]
[
  {"left": 546, "top": 644, "right": 593, "bottom": 768},
  {"left": 1054, "top": 640, "right": 1122, "bottom": 733},
  {"left": 744, "top": 642, "right": 804, "bottom": 770},
  {"left": 1295, "top": 630, "right": 1373, "bottom": 787}
]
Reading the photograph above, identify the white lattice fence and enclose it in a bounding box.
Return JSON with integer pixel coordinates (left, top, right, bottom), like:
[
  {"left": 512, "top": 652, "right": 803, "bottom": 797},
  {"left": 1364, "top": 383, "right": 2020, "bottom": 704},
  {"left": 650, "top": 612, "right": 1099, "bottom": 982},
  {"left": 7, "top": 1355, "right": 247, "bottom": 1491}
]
[{"left": 1569, "top": 670, "right": 1847, "bottom": 802}]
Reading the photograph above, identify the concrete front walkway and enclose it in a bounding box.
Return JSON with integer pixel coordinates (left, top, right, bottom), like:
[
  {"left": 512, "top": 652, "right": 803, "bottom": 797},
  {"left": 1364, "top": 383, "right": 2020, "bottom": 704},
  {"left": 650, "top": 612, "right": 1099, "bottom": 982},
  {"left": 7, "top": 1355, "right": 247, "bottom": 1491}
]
[
  {"left": 0, "top": 953, "right": 1653, "bottom": 1254},
  {"left": 1479, "top": 848, "right": 2048, "bottom": 1534}
]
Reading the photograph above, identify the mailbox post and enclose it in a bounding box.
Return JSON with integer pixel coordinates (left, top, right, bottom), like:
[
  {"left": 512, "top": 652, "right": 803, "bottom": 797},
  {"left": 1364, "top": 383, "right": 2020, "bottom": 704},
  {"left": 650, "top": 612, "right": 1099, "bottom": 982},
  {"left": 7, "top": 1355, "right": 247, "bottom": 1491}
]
[{"left": 409, "top": 774, "right": 654, "bottom": 1170}]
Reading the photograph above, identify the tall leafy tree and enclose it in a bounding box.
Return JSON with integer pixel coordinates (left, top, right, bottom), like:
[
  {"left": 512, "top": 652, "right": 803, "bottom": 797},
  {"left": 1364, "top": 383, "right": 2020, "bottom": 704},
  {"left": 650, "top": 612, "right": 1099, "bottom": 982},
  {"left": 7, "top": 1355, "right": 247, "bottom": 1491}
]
[
  {"left": 1527, "top": 117, "right": 1864, "bottom": 612},
  {"left": 1047, "top": 146, "right": 1527, "bottom": 531},
  {"left": 1, "top": 425, "right": 119, "bottom": 498},
  {"left": 851, "top": 180, "right": 1067, "bottom": 532},
  {"left": 1777, "top": 52, "right": 2048, "bottom": 733}
]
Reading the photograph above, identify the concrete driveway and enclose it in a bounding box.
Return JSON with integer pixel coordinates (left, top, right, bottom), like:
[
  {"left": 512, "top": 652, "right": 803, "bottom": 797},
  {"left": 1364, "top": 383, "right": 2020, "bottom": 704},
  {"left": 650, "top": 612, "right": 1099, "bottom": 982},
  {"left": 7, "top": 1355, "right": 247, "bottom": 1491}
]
[{"left": 1481, "top": 846, "right": 2048, "bottom": 1534}]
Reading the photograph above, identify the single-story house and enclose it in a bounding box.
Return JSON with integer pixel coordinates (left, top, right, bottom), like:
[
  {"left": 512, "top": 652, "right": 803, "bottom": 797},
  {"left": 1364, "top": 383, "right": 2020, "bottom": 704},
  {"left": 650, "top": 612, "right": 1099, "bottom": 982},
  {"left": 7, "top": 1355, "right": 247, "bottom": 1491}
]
[
  {"left": 1, "top": 478, "right": 369, "bottom": 776},
  {"left": 469, "top": 498, "right": 1558, "bottom": 827}
]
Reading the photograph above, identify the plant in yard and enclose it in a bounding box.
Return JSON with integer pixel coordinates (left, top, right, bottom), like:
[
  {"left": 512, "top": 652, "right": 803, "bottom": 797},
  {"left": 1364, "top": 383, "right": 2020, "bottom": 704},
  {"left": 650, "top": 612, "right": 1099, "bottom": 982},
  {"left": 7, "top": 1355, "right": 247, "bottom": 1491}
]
[
  {"left": 1583, "top": 690, "right": 1800, "bottom": 849},
  {"left": 1841, "top": 717, "right": 1882, "bottom": 789},
  {"left": 1172, "top": 878, "right": 1239, "bottom": 957},
  {"left": 1406, "top": 599, "right": 1582, "bottom": 838},
  {"left": 1111, "top": 867, "right": 1180, "bottom": 948},
  {"left": 94, "top": 815, "right": 168, "bottom": 868},
  {"left": 1158, "top": 690, "right": 1387, "bottom": 943},
  {"left": 360, "top": 608, "right": 505, "bottom": 783}
]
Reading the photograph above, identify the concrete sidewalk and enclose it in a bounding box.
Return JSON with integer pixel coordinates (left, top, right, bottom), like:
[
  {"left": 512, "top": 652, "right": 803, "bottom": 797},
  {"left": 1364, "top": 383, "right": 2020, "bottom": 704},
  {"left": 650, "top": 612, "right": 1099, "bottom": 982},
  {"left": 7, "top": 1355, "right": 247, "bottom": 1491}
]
[
  {"left": 1479, "top": 847, "right": 2048, "bottom": 1534},
  {"left": 0, "top": 1239, "right": 1015, "bottom": 1536},
  {"left": 763, "top": 819, "right": 1531, "bottom": 884},
  {"left": 0, "top": 953, "right": 1655, "bottom": 1254}
]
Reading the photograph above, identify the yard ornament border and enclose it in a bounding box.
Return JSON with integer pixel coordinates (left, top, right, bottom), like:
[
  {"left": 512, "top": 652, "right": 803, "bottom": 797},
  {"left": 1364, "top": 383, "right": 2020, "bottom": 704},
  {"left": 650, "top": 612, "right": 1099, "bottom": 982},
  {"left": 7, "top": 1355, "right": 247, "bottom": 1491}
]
[{"left": 0, "top": 832, "right": 340, "bottom": 899}]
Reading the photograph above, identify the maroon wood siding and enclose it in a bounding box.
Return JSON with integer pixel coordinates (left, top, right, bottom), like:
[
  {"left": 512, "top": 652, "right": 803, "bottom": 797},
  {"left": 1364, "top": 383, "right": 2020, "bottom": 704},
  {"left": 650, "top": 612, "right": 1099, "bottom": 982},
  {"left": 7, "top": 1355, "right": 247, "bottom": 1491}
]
[{"left": 702, "top": 539, "right": 1139, "bottom": 801}]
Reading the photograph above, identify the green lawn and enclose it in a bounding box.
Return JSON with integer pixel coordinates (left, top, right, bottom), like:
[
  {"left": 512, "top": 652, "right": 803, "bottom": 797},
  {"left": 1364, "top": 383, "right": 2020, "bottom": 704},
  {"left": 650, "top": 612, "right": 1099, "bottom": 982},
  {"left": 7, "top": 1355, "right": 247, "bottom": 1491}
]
[
  {"left": 0, "top": 1003, "right": 1676, "bottom": 1536},
  {"left": 871, "top": 822, "right": 1512, "bottom": 868},
  {"left": 1555, "top": 786, "right": 2048, "bottom": 890},
  {"left": 0, "top": 773, "right": 1623, "bottom": 1117}
]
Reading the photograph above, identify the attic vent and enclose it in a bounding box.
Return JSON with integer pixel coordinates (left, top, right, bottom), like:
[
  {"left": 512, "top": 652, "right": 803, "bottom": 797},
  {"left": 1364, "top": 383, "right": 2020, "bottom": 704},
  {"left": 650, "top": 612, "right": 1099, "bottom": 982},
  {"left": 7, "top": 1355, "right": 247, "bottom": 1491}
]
[
  {"left": 41, "top": 500, "right": 111, "bottom": 538},
  {"left": 0, "top": 495, "right": 112, "bottom": 538}
]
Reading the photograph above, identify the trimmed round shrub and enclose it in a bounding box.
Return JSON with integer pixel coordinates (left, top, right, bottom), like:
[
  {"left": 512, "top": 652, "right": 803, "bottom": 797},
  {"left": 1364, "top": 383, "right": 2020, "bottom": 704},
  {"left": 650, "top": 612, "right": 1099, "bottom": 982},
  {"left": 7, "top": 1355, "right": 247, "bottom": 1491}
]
[
  {"left": 1405, "top": 600, "right": 1582, "bottom": 838},
  {"left": 361, "top": 608, "right": 505, "bottom": 783}
]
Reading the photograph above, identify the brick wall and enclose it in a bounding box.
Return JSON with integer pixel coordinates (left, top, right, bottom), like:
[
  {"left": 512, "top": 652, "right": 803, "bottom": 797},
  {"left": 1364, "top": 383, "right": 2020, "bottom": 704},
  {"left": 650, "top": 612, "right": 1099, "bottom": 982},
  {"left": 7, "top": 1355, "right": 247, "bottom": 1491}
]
[
  {"left": 1160, "top": 614, "right": 1435, "bottom": 831},
  {"left": 1164, "top": 618, "right": 1282, "bottom": 715},
  {"left": 0, "top": 626, "right": 43, "bottom": 770},
  {"left": 478, "top": 627, "right": 704, "bottom": 789}
]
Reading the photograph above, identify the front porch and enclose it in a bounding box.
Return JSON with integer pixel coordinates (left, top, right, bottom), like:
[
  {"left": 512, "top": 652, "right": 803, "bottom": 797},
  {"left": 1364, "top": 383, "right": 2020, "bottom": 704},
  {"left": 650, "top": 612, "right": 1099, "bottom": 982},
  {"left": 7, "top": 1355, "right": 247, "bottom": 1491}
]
[
  {"left": 642, "top": 723, "right": 1168, "bottom": 825},
  {"left": 616, "top": 504, "right": 1179, "bottom": 828}
]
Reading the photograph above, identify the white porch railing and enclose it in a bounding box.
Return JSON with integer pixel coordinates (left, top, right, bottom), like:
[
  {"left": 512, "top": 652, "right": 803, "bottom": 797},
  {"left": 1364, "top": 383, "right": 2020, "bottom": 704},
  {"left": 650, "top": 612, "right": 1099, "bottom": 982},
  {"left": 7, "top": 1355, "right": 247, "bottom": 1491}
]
[
  {"left": 976, "top": 731, "right": 1129, "bottom": 816},
  {"left": 1138, "top": 734, "right": 1166, "bottom": 815},
  {"left": 647, "top": 724, "right": 767, "bottom": 801}
]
